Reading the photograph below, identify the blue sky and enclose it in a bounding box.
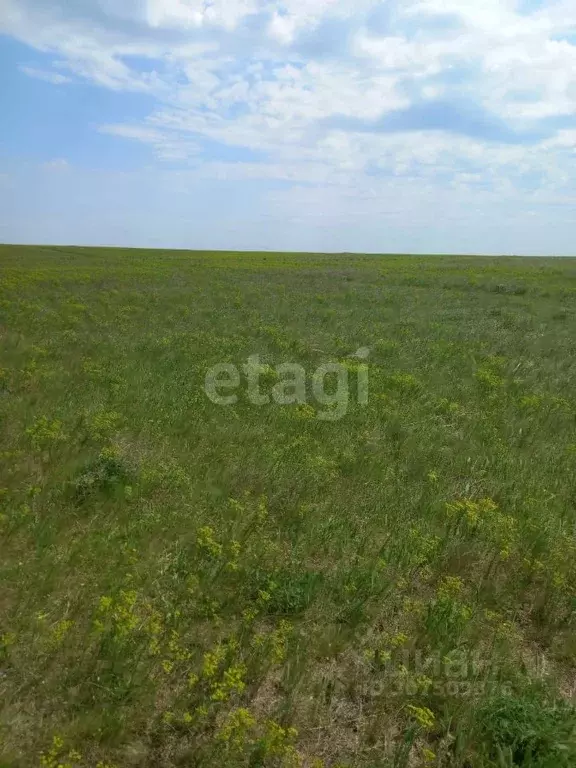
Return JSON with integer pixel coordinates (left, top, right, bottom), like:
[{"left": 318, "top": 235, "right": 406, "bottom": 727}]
[{"left": 1, "top": 0, "right": 576, "bottom": 255}]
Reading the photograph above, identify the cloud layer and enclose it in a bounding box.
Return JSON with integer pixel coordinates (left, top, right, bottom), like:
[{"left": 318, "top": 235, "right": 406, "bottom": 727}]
[{"left": 2, "top": 0, "right": 576, "bottom": 252}]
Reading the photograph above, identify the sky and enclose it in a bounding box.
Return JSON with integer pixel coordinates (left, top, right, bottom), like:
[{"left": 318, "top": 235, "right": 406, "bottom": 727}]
[{"left": 1, "top": 0, "right": 576, "bottom": 255}]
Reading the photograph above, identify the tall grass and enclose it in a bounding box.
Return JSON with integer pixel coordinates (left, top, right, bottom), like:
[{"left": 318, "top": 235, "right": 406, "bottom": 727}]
[{"left": 1, "top": 245, "right": 576, "bottom": 766}]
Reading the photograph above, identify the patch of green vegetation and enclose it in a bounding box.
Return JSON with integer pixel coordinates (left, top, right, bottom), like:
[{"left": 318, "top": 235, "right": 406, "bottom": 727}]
[
  {"left": 71, "top": 449, "right": 135, "bottom": 503},
  {"left": 244, "top": 569, "right": 325, "bottom": 616},
  {"left": 477, "top": 686, "right": 576, "bottom": 766}
]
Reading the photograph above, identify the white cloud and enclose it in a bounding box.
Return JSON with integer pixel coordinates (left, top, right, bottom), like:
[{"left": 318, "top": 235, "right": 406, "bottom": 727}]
[
  {"left": 543, "top": 130, "right": 576, "bottom": 149},
  {"left": 3, "top": 0, "right": 576, "bottom": 235},
  {"left": 100, "top": 124, "right": 163, "bottom": 143},
  {"left": 99, "top": 123, "right": 201, "bottom": 160},
  {"left": 19, "top": 65, "right": 72, "bottom": 84},
  {"left": 267, "top": 0, "right": 357, "bottom": 43},
  {"left": 144, "top": 0, "right": 258, "bottom": 30},
  {"left": 268, "top": 12, "right": 297, "bottom": 44}
]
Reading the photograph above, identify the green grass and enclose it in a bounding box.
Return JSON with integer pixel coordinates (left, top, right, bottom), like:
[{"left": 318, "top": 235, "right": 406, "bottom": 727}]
[{"left": 1, "top": 244, "right": 576, "bottom": 767}]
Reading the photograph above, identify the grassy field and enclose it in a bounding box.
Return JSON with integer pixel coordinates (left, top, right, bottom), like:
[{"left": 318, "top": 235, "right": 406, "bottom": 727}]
[{"left": 1, "top": 245, "right": 576, "bottom": 767}]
